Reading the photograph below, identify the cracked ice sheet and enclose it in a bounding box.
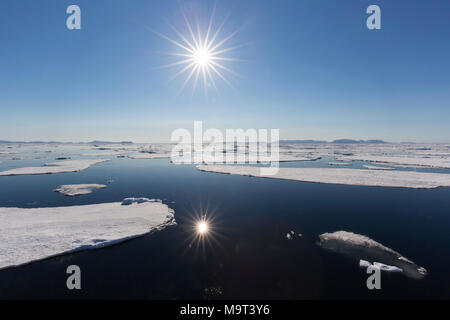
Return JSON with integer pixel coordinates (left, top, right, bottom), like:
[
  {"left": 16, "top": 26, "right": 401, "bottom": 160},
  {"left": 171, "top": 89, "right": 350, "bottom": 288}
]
[
  {"left": 0, "top": 159, "right": 110, "bottom": 176},
  {"left": 0, "top": 198, "right": 175, "bottom": 269},
  {"left": 197, "top": 165, "right": 450, "bottom": 189}
]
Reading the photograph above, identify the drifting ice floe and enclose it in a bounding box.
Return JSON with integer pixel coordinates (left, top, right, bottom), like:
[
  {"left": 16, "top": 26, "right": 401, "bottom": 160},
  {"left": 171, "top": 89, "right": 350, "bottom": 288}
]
[
  {"left": 0, "top": 159, "right": 110, "bottom": 176},
  {"left": 278, "top": 154, "right": 322, "bottom": 163},
  {"left": 339, "top": 155, "right": 450, "bottom": 169},
  {"left": 363, "top": 165, "right": 395, "bottom": 171},
  {"left": 128, "top": 153, "right": 170, "bottom": 159},
  {"left": 54, "top": 184, "right": 107, "bottom": 197},
  {"left": 0, "top": 198, "right": 175, "bottom": 269},
  {"left": 328, "top": 162, "right": 351, "bottom": 166},
  {"left": 82, "top": 151, "right": 126, "bottom": 157},
  {"left": 318, "top": 231, "right": 427, "bottom": 279},
  {"left": 196, "top": 165, "right": 450, "bottom": 189}
]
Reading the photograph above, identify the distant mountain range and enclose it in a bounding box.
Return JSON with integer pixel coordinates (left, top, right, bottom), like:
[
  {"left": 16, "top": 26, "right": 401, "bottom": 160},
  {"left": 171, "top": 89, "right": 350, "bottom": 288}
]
[
  {"left": 0, "top": 139, "right": 390, "bottom": 145},
  {"left": 280, "top": 139, "right": 388, "bottom": 144},
  {"left": 331, "top": 139, "right": 387, "bottom": 144},
  {"left": 0, "top": 140, "right": 133, "bottom": 145}
]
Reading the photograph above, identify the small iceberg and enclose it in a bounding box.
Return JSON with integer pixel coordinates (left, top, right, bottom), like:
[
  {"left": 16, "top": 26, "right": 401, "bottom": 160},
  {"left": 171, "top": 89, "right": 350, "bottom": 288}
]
[
  {"left": 363, "top": 165, "right": 395, "bottom": 171},
  {"left": 318, "top": 231, "right": 427, "bottom": 279},
  {"left": 54, "top": 184, "right": 107, "bottom": 197}
]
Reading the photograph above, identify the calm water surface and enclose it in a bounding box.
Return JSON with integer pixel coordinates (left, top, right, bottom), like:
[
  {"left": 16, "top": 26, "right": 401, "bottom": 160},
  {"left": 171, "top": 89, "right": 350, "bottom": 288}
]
[{"left": 0, "top": 157, "right": 449, "bottom": 299}]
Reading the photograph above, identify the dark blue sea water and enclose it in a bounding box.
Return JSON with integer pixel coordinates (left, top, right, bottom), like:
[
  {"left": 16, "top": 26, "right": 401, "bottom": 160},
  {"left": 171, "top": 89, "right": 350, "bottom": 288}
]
[{"left": 0, "top": 156, "right": 449, "bottom": 299}]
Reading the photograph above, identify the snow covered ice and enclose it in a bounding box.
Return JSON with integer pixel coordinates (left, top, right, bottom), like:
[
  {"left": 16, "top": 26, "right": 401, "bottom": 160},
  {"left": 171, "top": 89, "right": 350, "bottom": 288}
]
[
  {"left": 359, "top": 259, "right": 403, "bottom": 273},
  {"left": 0, "top": 198, "right": 176, "bottom": 269},
  {"left": 197, "top": 165, "right": 450, "bottom": 189},
  {"left": 0, "top": 159, "right": 110, "bottom": 176},
  {"left": 54, "top": 184, "right": 107, "bottom": 197},
  {"left": 318, "top": 231, "right": 427, "bottom": 279}
]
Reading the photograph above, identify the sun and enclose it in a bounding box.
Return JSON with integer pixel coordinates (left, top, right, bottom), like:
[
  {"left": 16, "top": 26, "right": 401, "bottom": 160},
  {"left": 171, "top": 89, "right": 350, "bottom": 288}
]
[
  {"left": 193, "top": 48, "right": 212, "bottom": 67},
  {"left": 151, "top": 5, "right": 243, "bottom": 94},
  {"left": 196, "top": 220, "right": 209, "bottom": 235}
]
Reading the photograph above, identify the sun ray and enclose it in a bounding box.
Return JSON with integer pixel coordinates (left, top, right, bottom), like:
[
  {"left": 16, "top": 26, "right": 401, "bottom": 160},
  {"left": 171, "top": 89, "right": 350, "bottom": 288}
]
[
  {"left": 201, "top": 66, "right": 208, "bottom": 93},
  {"left": 206, "top": 66, "right": 219, "bottom": 94},
  {"left": 204, "top": 4, "right": 216, "bottom": 49},
  {"left": 149, "top": 27, "right": 194, "bottom": 54},
  {"left": 167, "top": 22, "right": 197, "bottom": 52},
  {"left": 209, "top": 60, "right": 241, "bottom": 78},
  {"left": 211, "top": 57, "right": 245, "bottom": 62},
  {"left": 209, "top": 28, "right": 241, "bottom": 52},
  {"left": 155, "top": 58, "right": 194, "bottom": 70},
  {"left": 210, "top": 43, "right": 248, "bottom": 57},
  {"left": 168, "top": 61, "right": 196, "bottom": 83},
  {"left": 206, "top": 12, "right": 231, "bottom": 50},
  {"left": 208, "top": 63, "right": 234, "bottom": 88},
  {"left": 182, "top": 11, "right": 200, "bottom": 49},
  {"left": 193, "top": 66, "right": 202, "bottom": 92},
  {"left": 179, "top": 64, "right": 199, "bottom": 94}
]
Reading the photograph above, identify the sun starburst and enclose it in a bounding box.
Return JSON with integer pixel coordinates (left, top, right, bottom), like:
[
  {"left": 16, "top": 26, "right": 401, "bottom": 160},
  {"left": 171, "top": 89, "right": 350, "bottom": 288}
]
[{"left": 152, "top": 5, "right": 243, "bottom": 94}]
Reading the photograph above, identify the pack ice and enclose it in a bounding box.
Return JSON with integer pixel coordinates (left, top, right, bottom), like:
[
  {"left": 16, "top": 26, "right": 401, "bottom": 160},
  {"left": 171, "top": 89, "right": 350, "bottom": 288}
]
[
  {"left": 0, "top": 159, "right": 110, "bottom": 176},
  {"left": 197, "top": 165, "right": 450, "bottom": 189},
  {"left": 0, "top": 198, "right": 175, "bottom": 269}
]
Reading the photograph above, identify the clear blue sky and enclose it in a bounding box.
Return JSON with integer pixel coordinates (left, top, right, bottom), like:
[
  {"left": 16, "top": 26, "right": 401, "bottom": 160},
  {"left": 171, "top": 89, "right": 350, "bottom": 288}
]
[{"left": 1, "top": 0, "right": 449, "bottom": 142}]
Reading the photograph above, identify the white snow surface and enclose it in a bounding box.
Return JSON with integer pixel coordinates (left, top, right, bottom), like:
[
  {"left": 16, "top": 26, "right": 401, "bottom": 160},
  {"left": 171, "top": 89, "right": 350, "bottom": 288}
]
[
  {"left": 363, "top": 165, "right": 395, "bottom": 170},
  {"left": 128, "top": 153, "right": 170, "bottom": 159},
  {"left": 0, "top": 159, "right": 110, "bottom": 176},
  {"left": 197, "top": 165, "right": 450, "bottom": 189},
  {"left": 338, "top": 155, "right": 450, "bottom": 169},
  {"left": 0, "top": 198, "right": 175, "bottom": 269},
  {"left": 54, "top": 184, "right": 107, "bottom": 196},
  {"left": 359, "top": 259, "right": 403, "bottom": 273}
]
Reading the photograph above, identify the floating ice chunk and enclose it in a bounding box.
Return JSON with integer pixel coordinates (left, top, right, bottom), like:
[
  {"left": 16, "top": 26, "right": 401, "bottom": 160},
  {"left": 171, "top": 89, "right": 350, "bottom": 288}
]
[
  {"left": 286, "top": 230, "right": 302, "bottom": 240},
  {"left": 0, "top": 198, "right": 176, "bottom": 269},
  {"left": 54, "top": 184, "right": 107, "bottom": 197},
  {"left": 359, "top": 259, "right": 372, "bottom": 268},
  {"left": 0, "top": 151, "right": 18, "bottom": 156},
  {"left": 278, "top": 154, "right": 322, "bottom": 162},
  {"left": 121, "top": 197, "right": 157, "bottom": 205},
  {"left": 197, "top": 165, "right": 450, "bottom": 189},
  {"left": 82, "top": 151, "right": 128, "bottom": 157},
  {"left": 128, "top": 153, "right": 170, "bottom": 159},
  {"left": 318, "top": 231, "right": 426, "bottom": 279},
  {"left": 363, "top": 165, "right": 395, "bottom": 171},
  {"left": 328, "top": 162, "right": 351, "bottom": 166},
  {"left": 340, "top": 155, "right": 450, "bottom": 169},
  {"left": 0, "top": 159, "right": 110, "bottom": 176}
]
